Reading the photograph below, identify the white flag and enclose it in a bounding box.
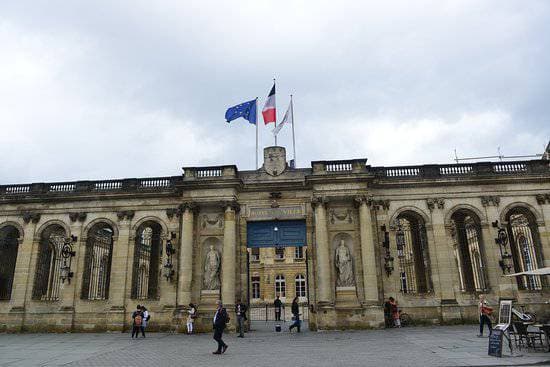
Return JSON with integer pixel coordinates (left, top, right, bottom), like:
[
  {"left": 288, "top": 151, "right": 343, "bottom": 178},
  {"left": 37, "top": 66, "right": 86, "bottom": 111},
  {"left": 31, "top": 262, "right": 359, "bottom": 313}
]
[{"left": 272, "top": 99, "right": 293, "bottom": 136}]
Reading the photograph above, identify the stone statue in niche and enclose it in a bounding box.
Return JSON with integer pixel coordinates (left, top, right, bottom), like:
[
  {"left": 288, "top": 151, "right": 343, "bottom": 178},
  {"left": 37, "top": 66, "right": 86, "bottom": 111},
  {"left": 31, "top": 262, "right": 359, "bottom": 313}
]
[
  {"left": 203, "top": 244, "right": 221, "bottom": 290},
  {"left": 335, "top": 239, "right": 355, "bottom": 287}
]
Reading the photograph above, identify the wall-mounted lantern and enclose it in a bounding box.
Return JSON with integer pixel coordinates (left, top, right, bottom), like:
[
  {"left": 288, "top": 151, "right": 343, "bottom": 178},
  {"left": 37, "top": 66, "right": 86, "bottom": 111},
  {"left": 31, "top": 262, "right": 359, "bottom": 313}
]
[
  {"left": 163, "top": 239, "right": 176, "bottom": 281},
  {"left": 492, "top": 220, "right": 513, "bottom": 274},
  {"left": 395, "top": 222, "right": 405, "bottom": 259},
  {"left": 60, "top": 235, "right": 77, "bottom": 284},
  {"left": 381, "top": 225, "right": 394, "bottom": 276}
]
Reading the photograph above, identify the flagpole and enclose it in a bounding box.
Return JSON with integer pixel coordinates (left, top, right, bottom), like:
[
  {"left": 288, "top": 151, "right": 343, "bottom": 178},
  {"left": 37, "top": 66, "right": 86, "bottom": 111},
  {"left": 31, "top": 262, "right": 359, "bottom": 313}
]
[
  {"left": 273, "top": 78, "right": 277, "bottom": 147},
  {"left": 255, "top": 97, "right": 259, "bottom": 170},
  {"left": 290, "top": 94, "right": 296, "bottom": 166}
]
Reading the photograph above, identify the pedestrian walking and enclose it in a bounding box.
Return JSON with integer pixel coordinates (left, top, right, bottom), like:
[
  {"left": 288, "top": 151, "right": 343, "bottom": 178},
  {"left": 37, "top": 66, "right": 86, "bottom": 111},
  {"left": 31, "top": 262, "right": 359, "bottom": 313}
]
[
  {"left": 187, "top": 303, "right": 197, "bottom": 334},
  {"left": 235, "top": 299, "right": 247, "bottom": 338},
  {"left": 212, "top": 300, "right": 229, "bottom": 354},
  {"left": 131, "top": 304, "right": 143, "bottom": 338},
  {"left": 274, "top": 296, "right": 282, "bottom": 321},
  {"left": 478, "top": 294, "right": 493, "bottom": 337},
  {"left": 140, "top": 305, "right": 149, "bottom": 337},
  {"left": 383, "top": 298, "right": 392, "bottom": 328},
  {"left": 288, "top": 296, "right": 301, "bottom": 333},
  {"left": 389, "top": 297, "right": 401, "bottom": 328}
]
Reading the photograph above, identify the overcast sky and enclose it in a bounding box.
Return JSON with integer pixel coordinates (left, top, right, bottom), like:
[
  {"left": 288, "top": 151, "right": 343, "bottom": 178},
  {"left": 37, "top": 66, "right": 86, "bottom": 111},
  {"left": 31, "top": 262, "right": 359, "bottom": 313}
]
[{"left": 1, "top": 1, "right": 549, "bottom": 184}]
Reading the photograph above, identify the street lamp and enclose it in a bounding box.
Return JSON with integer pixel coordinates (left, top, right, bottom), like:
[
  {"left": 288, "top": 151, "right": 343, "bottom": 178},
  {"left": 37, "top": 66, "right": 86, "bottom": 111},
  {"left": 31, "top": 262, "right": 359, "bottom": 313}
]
[
  {"left": 381, "top": 225, "right": 394, "bottom": 276},
  {"left": 493, "top": 221, "right": 513, "bottom": 274},
  {"left": 60, "top": 235, "right": 77, "bottom": 284},
  {"left": 163, "top": 239, "right": 176, "bottom": 281}
]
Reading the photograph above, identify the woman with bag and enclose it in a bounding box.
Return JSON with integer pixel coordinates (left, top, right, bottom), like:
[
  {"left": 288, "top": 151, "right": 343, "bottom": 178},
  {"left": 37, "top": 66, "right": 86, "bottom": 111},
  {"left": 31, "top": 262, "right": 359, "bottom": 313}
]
[
  {"left": 187, "top": 303, "right": 197, "bottom": 334},
  {"left": 478, "top": 294, "right": 493, "bottom": 337}
]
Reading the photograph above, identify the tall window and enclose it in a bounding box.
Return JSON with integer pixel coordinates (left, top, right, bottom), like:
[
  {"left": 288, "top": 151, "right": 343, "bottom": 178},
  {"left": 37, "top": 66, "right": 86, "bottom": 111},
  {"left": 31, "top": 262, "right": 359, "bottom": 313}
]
[
  {"left": 295, "top": 274, "right": 306, "bottom": 298},
  {"left": 275, "top": 274, "right": 286, "bottom": 298},
  {"left": 81, "top": 224, "right": 114, "bottom": 300},
  {"left": 507, "top": 208, "right": 544, "bottom": 290},
  {"left": 251, "top": 275, "right": 261, "bottom": 299},
  {"left": 275, "top": 247, "right": 285, "bottom": 260},
  {"left": 33, "top": 224, "right": 66, "bottom": 301},
  {"left": 131, "top": 222, "right": 162, "bottom": 299},
  {"left": 0, "top": 225, "right": 20, "bottom": 300},
  {"left": 450, "top": 211, "right": 487, "bottom": 292},
  {"left": 395, "top": 212, "right": 432, "bottom": 294},
  {"left": 294, "top": 246, "right": 304, "bottom": 259}
]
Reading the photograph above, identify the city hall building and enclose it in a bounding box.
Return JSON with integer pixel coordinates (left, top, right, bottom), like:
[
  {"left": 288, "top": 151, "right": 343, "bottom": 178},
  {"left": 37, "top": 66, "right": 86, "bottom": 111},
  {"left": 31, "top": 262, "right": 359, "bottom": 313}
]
[{"left": 1, "top": 145, "right": 549, "bottom": 332}]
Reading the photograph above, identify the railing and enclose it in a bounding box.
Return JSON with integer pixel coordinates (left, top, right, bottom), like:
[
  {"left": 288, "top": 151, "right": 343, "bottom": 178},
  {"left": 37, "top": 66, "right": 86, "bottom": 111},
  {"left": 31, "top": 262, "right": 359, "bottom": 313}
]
[
  {"left": 326, "top": 162, "right": 353, "bottom": 172},
  {"left": 48, "top": 183, "right": 75, "bottom": 192},
  {"left": 94, "top": 180, "right": 123, "bottom": 190},
  {"left": 196, "top": 168, "right": 223, "bottom": 177},
  {"left": 139, "top": 178, "right": 171, "bottom": 188},
  {"left": 493, "top": 162, "right": 527, "bottom": 173},
  {"left": 384, "top": 167, "right": 420, "bottom": 177},
  {"left": 439, "top": 165, "right": 473, "bottom": 175},
  {"left": 249, "top": 303, "right": 309, "bottom": 322},
  {"left": 4, "top": 185, "right": 31, "bottom": 194}
]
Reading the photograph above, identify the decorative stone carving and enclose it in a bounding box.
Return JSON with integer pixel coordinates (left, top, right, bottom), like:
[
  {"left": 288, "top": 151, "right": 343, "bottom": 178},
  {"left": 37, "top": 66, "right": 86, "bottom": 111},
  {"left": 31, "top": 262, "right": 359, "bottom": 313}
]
[
  {"left": 21, "top": 211, "right": 40, "bottom": 224},
  {"left": 535, "top": 193, "right": 550, "bottom": 205},
  {"left": 201, "top": 214, "right": 223, "bottom": 229},
  {"left": 222, "top": 200, "right": 240, "bottom": 213},
  {"left": 263, "top": 146, "right": 287, "bottom": 176},
  {"left": 353, "top": 195, "right": 372, "bottom": 207},
  {"left": 165, "top": 208, "right": 179, "bottom": 220},
  {"left": 426, "top": 198, "right": 445, "bottom": 211},
  {"left": 372, "top": 199, "right": 390, "bottom": 211},
  {"left": 116, "top": 210, "right": 135, "bottom": 221},
  {"left": 311, "top": 196, "right": 328, "bottom": 209},
  {"left": 329, "top": 209, "right": 353, "bottom": 224},
  {"left": 179, "top": 201, "right": 198, "bottom": 214},
  {"left": 69, "top": 212, "right": 87, "bottom": 223},
  {"left": 480, "top": 196, "right": 500, "bottom": 207},
  {"left": 203, "top": 244, "right": 221, "bottom": 290},
  {"left": 335, "top": 239, "right": 355, "bottom": 287}
]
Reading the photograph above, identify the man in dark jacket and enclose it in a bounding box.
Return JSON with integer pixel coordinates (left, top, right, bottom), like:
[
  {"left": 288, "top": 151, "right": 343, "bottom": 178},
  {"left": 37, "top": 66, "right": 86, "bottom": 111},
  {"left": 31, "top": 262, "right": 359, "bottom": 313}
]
[
  {"left": 274, "top": 296, "right": 282, "bottom": 321},
  {"left": 235, "top": 299, "right": 248, "bottom": 338},
  {"left": 213, "top": 300, "right": 229, "bottom": 354}
]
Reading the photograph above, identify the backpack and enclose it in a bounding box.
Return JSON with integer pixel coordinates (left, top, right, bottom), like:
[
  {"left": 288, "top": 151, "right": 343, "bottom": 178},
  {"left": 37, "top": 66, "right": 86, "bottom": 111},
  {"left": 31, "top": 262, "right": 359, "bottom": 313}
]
[
  {"left": 146, "top": 313, "right": 151, "bottom": 321},
  {"left": 134, "top": 315, "right": 143, "bottom": 326}
]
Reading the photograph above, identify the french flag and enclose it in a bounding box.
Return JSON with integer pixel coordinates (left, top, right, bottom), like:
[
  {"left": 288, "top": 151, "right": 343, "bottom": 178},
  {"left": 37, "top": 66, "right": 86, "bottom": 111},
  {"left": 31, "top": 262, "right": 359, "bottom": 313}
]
[{"left": 262, "top": 83, "right": 276, "bottom": 125}]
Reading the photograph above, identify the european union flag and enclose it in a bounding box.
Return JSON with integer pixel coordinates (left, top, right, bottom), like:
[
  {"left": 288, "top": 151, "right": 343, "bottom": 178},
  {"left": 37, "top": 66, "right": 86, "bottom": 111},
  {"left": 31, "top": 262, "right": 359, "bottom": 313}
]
[{"left": 225, "top": 99, "right": 257, "bottom": 124}]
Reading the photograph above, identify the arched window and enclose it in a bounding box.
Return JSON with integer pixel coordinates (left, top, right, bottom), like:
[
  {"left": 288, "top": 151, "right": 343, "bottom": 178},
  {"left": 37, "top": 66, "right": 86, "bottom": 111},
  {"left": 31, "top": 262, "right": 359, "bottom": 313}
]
[
  {"left": 0, "top": 225, "right": 20, "bottom": 300},
  {"left": 395, "top": 211, "right": 432, "bottom": 294},
  {"left": 81, "top": 223, "right": 114, "bottom": 300},
  {"left": 251, "top": 275, "right": 261, "bottom": 299},
  {"left": 131, "top": 222, "right": 161, "bottom": 299},
  {"left": 506, "top": 208, "right": 544, "bottom": 290},
  {"left": 275, "top": 274, "right": 286, "bottom": 298},
  {"left": 450, "top": 211, "right": 487, "bottom": 292},
  {"left": 33, "top": 224, "right": 66, "bottom": 301},
  {"left": 295, "top": 274, "right": 306, "bottom": 298}
]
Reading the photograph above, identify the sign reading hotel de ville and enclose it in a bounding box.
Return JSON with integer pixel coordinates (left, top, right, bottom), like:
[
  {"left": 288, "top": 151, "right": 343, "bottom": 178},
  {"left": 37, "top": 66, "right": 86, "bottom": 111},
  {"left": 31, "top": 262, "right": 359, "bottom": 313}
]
[{"left": 248, "top": 205, "right": 304, "bottom": 220}]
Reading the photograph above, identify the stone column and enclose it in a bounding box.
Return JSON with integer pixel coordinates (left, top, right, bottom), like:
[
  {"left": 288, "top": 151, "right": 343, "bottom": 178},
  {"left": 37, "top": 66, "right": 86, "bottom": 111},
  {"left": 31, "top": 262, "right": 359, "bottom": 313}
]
[
  {"left": 428, "top": 204, "right": 456, "bottom": 301},
  {"left": 355, "top": 196, "right": 379, "bottom": 304},
  {"left": 536, "top": 196, "right": 550, "bottom": 267},
  {"left": 9, "top": 219, "right": 38, "bottom": 311},
  {"left": 221, "top": 202, "right": 239, "bottom": 307},
  {"left": 178, "top": 202, "right": 196, "bottom": 307},
  {"left": 312, "top": 197, "right": 332, "bottom": 305}
]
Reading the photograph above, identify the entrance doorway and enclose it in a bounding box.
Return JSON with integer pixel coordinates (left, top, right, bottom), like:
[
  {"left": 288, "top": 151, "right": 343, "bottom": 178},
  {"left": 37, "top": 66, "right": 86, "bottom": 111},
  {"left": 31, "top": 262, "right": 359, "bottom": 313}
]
[{"left": 246, "top": 220, "right": 310, "bottom": 331}]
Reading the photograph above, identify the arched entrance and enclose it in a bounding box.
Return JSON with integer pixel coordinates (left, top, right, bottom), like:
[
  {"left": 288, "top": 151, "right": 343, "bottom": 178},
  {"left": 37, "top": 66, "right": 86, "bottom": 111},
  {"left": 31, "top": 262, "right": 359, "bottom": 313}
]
[{"left": 246, "top": 219, "right": 310, "bottom": 331}]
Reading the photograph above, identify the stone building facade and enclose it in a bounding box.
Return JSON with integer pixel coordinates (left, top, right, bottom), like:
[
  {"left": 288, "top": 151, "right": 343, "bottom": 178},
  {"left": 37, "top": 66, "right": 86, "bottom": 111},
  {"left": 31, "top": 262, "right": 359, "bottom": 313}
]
[{"left": 0, "top": 146, "right": 549, "bottom": 332}]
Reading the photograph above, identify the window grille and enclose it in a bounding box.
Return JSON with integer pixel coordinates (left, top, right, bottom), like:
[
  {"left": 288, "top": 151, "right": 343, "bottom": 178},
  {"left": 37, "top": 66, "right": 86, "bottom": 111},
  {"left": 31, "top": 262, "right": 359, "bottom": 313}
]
[
  {"left": 508, "top": 211, "right": 543, "bottom": 290},
  {"left": 81, "top": 224, "right": 114, "bottom": 300},
  {"left": 275, "top": 274, "right": 286, "bottom": 298},
  {"left": 295, "top": 274, "right": 306, "bottom": 298},
  {"left": 250, "top": 247, "right": 260, "bottom": 261},
  {"left": 32, "top": 225, "right": 66, "bottom": 301},
  {"left": 450, "top": 212, "right": 487, "bottom": 292},
  {"left": 131, "top": 222, "right": 161, "bottom": 299},
  {"left": 395, "top": 213, "right": 432, "bottom": 294},
  {"left": 0, "top": 225, "right": 20, "bottom": 300}
]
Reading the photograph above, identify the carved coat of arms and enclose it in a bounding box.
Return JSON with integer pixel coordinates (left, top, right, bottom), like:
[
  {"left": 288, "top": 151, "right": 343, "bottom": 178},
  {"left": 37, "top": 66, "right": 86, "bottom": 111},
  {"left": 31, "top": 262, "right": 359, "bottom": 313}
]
[{"left": 263, "top": 146, "right": 287, "bottom": 176}]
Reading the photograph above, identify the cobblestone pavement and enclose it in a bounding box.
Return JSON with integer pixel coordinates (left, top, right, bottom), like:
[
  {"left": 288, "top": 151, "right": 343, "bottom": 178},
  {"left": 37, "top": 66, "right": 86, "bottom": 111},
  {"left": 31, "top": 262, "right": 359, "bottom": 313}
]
[{"left": 1, "top": 325, "right": 549, "bottom": 367}]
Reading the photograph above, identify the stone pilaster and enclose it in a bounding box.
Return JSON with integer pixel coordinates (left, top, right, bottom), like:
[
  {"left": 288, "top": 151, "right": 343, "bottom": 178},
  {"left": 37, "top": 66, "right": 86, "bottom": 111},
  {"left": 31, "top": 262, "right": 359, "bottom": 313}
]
[
  {"left": 355, "top": 196, "right": 379, "bottom": 304},
  {"left": 428, "top": 202, "right": 456, "bottom": 301},
  {"left": 312, "top": 197, "right": 332, "bottom": 305},
  {"left": 178, "top": 202, "right": 196, "bottom": 307},
  {"left": 9, "top": 221, "right": 37, "bottom": 311},
  {"left": 535, "top": 195, "right": 550, "bottom": 267},
  {"left": 221, "top": 202, "right": 239, "bottom": 307}
]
